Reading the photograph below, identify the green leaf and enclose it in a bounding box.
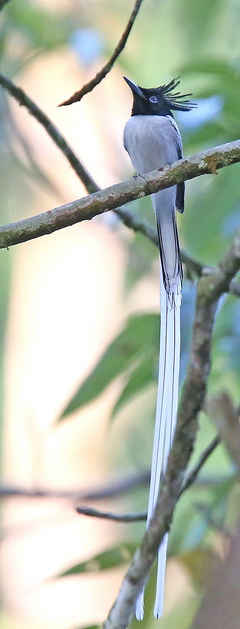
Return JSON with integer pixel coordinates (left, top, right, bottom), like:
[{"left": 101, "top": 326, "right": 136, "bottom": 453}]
[
  {"left": 58, "top": 543, "right": 136, "bottom": 576},
  {"left": 112, "top": 354, "right": 157, "bottom": 418},
  {"left": 60, "top": 313, "right": 159, "bottom": 419}
]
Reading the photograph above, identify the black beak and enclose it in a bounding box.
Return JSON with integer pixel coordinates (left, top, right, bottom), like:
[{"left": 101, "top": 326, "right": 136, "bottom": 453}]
[{"left": 123, "top": 76, "right": 147, "bottom": 100}]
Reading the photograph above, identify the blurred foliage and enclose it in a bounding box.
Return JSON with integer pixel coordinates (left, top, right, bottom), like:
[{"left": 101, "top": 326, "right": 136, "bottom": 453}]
[
  {"left": 0, "top": 0, "right": 240, "bottom": 628},
  {"left": 58, "top": 543, "right": 136, "bottom": 576},
  {"left": 60, "top": 313, "right": 159, "bottom": 419}
]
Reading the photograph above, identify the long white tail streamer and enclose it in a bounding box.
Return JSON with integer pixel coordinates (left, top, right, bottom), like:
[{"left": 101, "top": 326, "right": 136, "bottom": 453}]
[{"left": 136, "top": 270, "right": 181, "bottom": 620}]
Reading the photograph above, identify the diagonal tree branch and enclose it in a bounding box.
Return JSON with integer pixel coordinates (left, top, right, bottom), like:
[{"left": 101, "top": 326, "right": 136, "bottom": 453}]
[
  {"left": 59, "top": 0, "right": 144, "bottom": 106},
  {"left": 0, "top": 72, "right": 201, "bottom": 273},
  {"left": 0, "top": 140, "right": 240, "bottom": 251},
  {"left": 0, "top": 72, "right": 203, "bottom": 275},
  {"left": 1, "top": 71, "right": 240, "bottom": 294},
  {"left": 103, "top": 231, "right": 240, "bottom": 629}
]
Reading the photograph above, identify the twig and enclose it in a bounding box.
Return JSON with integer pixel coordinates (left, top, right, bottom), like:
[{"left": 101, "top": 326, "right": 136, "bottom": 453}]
[
  {"left": 0, "top": 141, "right": 240, "bottom": 252},
  {"left": 0, "top": 424, "right": 223, "bottom": 525},
  {"left": 0, "top": 471, "right": 150, "bottom": 501},
  {"left": 59, "top": 0, "right": 144, "bottom": 107},
  {"left": 74, "top": 435, "right": 221, "bottom": 522},
  {"left": 75, "top": 506, "right": 146, "bottom": 522},
  {"left": 0, "top": 433, "right": 221, "bottom": 528},
  {"left": 103, "top": 232, "right": 240, "bottom": 629},
  {"left": 0, "top": 73, "right": 97, "bottom": 194}
]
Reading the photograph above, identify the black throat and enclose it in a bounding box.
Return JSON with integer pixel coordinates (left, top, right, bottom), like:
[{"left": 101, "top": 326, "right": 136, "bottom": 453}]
[{"left": 131, "top": 96, "right": 173, "bottom": 117}]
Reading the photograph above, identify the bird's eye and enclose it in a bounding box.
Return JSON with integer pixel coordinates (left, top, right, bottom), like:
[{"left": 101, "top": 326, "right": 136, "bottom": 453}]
[{"left": 149, "top": 96, "right": 158, "bottom": 103}]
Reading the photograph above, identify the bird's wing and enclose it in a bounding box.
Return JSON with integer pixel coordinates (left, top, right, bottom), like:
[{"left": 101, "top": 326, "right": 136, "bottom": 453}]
[{"left": 166, "top": 116, "right": 185, "bottom": 214}]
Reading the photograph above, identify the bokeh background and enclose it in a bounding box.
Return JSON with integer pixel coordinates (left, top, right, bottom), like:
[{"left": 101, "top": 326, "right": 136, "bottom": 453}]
[{"left": 0, "top": 0, "right": 240, "bottom": 628}]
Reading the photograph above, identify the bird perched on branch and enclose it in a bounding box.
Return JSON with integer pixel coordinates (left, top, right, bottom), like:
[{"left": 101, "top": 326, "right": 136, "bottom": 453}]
[{"left": 123, "top": 77, "right": 195, "bottom": 620}]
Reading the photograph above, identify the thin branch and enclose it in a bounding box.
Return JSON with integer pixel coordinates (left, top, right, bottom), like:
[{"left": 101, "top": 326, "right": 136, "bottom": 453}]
[
  {"left": 0, "top": 471, "right": 150, "bottom": 501},
  {"left": 75, "top": 506, "right": 146, "bottom": 522},
  {"left": 0, "top": 433, "right": 221, "bottom": 527},
  {"left": 59, "top": 0, "right": 144, "bottom": 107},
  {"left": 0, "top": 141, "right": 240, "bottom": 252},
  {"left": 0, "top": 73, "right": 98, "bottom": 194},
  {"left": 103, "top": 232, "right": 240, "bottom": 629},
  {"left": 74, "top": 435, "right": 220, "bottom": 523}
]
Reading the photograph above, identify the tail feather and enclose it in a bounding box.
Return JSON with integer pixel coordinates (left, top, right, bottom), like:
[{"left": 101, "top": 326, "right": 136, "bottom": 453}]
[
  {"left": 136, "top": 197, "right": 181, "bottom": 620},
  {"left": 154, "top": 533, "right": 168, "bottom": 618},
  {"left": 154, "top": 289, "right": 181, "bottom": 618},
  {"left": 155, "top": 190, "right": 182, "bottom": 302}
]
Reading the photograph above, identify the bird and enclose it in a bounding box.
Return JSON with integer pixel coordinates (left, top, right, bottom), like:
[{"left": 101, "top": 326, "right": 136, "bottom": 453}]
[{"left": 123, "top": 77, "right": 195, "bottom": 620}]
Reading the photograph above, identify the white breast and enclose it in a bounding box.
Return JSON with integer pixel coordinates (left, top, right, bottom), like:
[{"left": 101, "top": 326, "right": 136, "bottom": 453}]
[{"left": 123, "top": 115, "right": 180, "bottom": 175}]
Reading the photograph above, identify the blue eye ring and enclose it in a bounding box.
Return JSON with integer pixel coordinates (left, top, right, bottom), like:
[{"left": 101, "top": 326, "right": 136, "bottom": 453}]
[{"left": 149, "top": 96, "right": 158, "bottom": 103}]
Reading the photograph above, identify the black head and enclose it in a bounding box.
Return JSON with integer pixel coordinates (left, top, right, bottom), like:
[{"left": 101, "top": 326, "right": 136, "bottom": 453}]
[{"left": 123, "top": 76, "right": 196, "bottom": 118}]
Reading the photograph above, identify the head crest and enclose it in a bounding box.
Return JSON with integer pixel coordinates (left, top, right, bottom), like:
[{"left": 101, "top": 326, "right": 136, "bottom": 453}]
[{"left": 155, "top": 77, "right": 197, "bottom": 111}]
